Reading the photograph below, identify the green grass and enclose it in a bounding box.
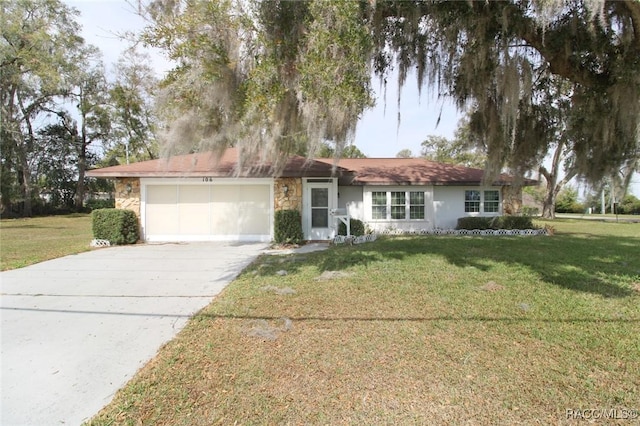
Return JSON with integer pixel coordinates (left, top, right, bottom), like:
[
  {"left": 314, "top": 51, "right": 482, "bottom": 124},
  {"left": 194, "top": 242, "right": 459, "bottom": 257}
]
[
  {"left": 88, "top": 219, "right": 640, "bottom": 425},
  {"left": 0, "top": 214, "right": 93, "bottom": 270}
]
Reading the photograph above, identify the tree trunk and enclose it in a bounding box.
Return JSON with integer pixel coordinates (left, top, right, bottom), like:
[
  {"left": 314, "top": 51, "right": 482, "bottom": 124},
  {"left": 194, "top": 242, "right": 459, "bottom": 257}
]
[
  {"left": 18, "top": 152, "right": 32, "bottom": 217},
  {"left": 74, "top": 142, "right": 87, "bottom": 210},
  {"left": 541, "top": 180, "right": 556, "bottom": 219}
]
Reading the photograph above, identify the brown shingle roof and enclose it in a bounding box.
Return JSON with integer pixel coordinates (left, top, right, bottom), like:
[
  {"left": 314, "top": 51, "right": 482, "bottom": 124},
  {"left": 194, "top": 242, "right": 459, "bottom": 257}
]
[
  {"left": 315, "top": 157, "right": 527, "bottom": 186},
  {"left": 87, "top": 148, "right": 533, "bottom": 186},
  {"left": 86, "top": 148, "right": 349, "bottom": 179}
]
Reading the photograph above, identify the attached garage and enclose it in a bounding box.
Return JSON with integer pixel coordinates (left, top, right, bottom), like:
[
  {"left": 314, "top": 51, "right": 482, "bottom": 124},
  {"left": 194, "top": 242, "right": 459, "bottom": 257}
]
[{"left": 141, "top": 179, "right": 273, "bottom": 242}]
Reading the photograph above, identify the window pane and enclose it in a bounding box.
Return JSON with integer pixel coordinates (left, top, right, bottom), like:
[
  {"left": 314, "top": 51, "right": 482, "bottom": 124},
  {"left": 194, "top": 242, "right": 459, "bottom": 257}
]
[
  {"left": 484, "top": 190, "right": 500, "bottom": 213},
  {"left": 390, "top": 191, "right": 405, "bottom": 205},
  {"left": 372, "top": 205, "right": 386, "bottom": 220},
  {"left": 372, "top": 192, "right": 386, "bottom": 205},
  {"left": 465, "top": 202, "right": 480, "bottom": 213},
  {"left": 311, "top": 208, "right": 328, "bottom": 227},
  {"left": 465, "top": 190, "right": 480, "bottom": 213},
  {"left": 409, "top": 191, "right": 424, "bottom": 205},
  {"left": 410, "top": 205, "right": 425, "bottom": 219},
  {"left": 484, "top": 190, "right": 499, "bottom": 201},
  {"left": 465, "top": 190, "right": 480, "bottom": 201},
  {"left": 391, "top": 205, "right": 405, "bottom": 219},
  {"left": 484, "top": 203, "right": 499, "bottom": 213},
  {"left": 311, "top": 188, "right": 328, "bottom": 208}
]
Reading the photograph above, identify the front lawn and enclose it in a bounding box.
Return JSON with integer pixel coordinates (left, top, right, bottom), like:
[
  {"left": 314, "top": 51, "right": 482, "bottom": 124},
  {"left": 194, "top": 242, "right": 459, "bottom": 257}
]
[
  {"left": 89, "top": 219, "right": 639, "bottom": 425},
  {"left": 0, "top": 214, "right": 93, "bottom": 271}
]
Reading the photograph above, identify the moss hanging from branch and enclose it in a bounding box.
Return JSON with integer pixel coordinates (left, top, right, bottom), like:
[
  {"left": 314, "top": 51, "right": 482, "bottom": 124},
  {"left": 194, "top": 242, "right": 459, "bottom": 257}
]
[{"left": 143, "top": 0, "right": 639, "bottom": 183}]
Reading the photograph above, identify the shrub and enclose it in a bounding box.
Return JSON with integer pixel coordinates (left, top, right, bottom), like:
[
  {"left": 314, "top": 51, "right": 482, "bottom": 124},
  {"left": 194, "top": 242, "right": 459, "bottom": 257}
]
[
  {"left": 337, "top": 218, "right": 365, "bottom": 236},
  {"left": 86, "top": 198, "right": 115, "bottom": 211},
  {"left": 555, "top": 188, "right": 584, "bottom": 213},
  {"left": 498, "top": 215, "right": 534, "bottom": 230},
  {"left": 457, "top": 215, "right": 534, "bottom": 230},
  {"left": 521, "top": 206, "right": 540, "bottom": 217},
  {"left": 274, "top": 209, "right": 303, "bottom": 244},
  {"left": 618, "top": 195, "right": 640, "bottom": 215},
  {"left": 92, "top": 208, "right": 139, "bottom": 244},
  {"left": 456, "top": 217, "right": 493, "bottom": 230}
]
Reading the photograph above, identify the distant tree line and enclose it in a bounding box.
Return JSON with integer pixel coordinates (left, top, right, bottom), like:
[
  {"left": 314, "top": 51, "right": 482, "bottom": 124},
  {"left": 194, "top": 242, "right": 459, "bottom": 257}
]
[{"left": 1, "top": 0, "right": 159, "bottom": 217}]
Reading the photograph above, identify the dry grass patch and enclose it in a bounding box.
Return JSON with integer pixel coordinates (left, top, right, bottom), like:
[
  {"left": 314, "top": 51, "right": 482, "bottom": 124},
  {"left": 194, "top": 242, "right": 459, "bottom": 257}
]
[
  {"left": 0, "top": 214, "right": 92, "bottom": 270},
  {"left": 89, "top": 220, "right": 640, "bottom": 425}
]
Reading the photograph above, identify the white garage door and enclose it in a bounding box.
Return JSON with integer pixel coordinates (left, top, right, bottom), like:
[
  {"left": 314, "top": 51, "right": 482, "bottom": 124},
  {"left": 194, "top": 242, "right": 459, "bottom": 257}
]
[{"left": 144, "top": 184, "right": 271, "bottom": 241}]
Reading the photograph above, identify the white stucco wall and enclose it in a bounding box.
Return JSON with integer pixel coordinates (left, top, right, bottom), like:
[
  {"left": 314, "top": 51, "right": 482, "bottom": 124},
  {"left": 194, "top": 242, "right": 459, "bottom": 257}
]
[
  {"left": 337, "top": 186, "right": 364, "bottom": 219},
  {"left": 336, "top": 185, "right": 504, "bottom": 232},
  {"left": 433, "top": 186, "right": 502, "bottom": 229}
]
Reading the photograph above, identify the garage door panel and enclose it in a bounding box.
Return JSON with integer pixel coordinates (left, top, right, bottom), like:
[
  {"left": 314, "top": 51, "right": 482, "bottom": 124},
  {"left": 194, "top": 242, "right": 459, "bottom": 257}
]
[
  {"left": 179, "top": 186, "right": 210, "bottom": 235},
  {"left": 237, "top": 185, "right": 270, "bottom": 235},
  {"left": 146, "top": 185, "right": 178, "bottom": 235},
  {"left": 211, "top": 186, "right": 240, "bottom": 235}
]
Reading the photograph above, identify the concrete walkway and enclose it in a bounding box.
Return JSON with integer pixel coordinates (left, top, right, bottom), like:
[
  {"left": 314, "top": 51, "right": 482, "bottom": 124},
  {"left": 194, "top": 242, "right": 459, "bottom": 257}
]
[{"left": 0, "top": 242, "right": 266, "bottom": 426}]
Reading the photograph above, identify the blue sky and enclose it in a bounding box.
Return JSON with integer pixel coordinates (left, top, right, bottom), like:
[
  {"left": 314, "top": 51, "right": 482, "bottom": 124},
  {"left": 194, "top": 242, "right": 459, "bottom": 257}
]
[{"left": 66, "top": 0, "right": 638, "bottom": 197}]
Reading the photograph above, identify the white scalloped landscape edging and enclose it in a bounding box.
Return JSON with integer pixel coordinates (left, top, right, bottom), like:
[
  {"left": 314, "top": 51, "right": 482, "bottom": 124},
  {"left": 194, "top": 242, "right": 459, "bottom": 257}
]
[{"left": 332, "top": 228, "right": 548, "bottom": 245}]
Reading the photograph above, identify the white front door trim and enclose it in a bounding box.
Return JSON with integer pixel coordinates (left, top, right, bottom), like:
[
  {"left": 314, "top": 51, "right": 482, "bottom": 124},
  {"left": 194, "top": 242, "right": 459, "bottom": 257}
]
[{"left": 302, "top": 178, "right": 337, "bottom": 240}]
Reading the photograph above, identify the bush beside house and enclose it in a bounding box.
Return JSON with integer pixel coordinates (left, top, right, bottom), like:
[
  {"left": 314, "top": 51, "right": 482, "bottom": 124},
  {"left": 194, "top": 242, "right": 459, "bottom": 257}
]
[
  {"left": 274, "top": 210, "right": 304, "bottom": 245},
  {"left": 92, "top": 209, "right": 139, "bottom": 244},
  {"left": 337, "top": 218, "right": 366, "bottom": 236},
  {"left": 457, "top": 216, "right": 534, "bottom": 230}
]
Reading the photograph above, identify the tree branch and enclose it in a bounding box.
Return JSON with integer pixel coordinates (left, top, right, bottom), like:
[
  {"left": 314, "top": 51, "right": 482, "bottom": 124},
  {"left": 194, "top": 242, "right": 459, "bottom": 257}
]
[
  {"left": 622, "top": 0, "right": 640, "bottom": 49},
  {"left": 504, "top": 3, "right": 608, "bottom": 89}
]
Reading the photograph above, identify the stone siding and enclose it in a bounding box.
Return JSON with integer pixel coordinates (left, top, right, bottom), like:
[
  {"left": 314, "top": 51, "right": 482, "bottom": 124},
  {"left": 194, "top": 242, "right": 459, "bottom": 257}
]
[
  {"left": 274, "top": 177, "right": 302, "bottom": 212},
  {"left": 114, "top": 178, "right": 141, "bottom": 218}
]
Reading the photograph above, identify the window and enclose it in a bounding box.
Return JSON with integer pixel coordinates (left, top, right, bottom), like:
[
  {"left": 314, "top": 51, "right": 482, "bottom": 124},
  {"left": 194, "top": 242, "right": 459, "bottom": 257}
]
[
  {"left": 370, "top": 190, "right": 426, "bottom": 220},
  {"left": 464, "top": 189, "right": 500, "bottom": 214},
  {"left": 409, "top": 191, "right": 425, "bottom": 219},
  {"left": 390, "top": 192, "right": 405, "bottom": 219},
  {"left": 465, "top": 190, "right": 481, "bottom": 213},
  {"left": 484, "top": 190, "right": 500, "bottom": 213},
  {"left": 371, "top": 191, "right": 387, "bottom": 220},
  {"left": 311, "top": 188, "right": 329, "bottom": 227}
]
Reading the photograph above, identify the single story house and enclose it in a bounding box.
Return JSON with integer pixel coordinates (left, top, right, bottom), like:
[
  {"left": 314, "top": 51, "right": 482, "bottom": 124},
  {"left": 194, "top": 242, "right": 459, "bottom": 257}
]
[{"left": 86, "top": 148, "right": 530, "bottom": 242}]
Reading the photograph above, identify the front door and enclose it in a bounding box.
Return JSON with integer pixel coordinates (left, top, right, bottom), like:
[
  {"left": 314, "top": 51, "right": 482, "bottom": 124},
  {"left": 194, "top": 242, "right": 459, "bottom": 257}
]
[{"left": 304, "top": 181, "right": 335, "bottom": 240}]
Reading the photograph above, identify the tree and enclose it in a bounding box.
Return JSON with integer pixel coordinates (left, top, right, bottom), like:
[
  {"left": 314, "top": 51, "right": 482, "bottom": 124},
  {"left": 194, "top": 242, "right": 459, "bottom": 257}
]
[
  {"left": 421, "top": 134, "right": 486, "bottom": 169},
  {"left": 373, "top": 1, "right": 640, "bottom": 184},
  {"left": 1, "top": 0, "right": 84, "bottom": 216},
  {"left": 141, "top": 0, "right": 640, "bottom": 185},
  {"left": 532, "top": 77, "right": 579, "bottom": 219},
  {"left": 34, "top": 123, "right": 81, "bottom": 210},
  {"left": 395, "top": 149, "right": 412, "bottom": 158},
  {"left": 554, "top": 186, "right": 584, "bottom": 214},
  {"left": 316, "top": 143, "right": 366, "bottom": 158},
  {"left": 63, "top": 54, "right": 112, "bottom": 210},
  {"left": 106, "top": 48, "right": 159, "bottom": 165},
  {"left": 618, "top": 194, "right": 640, "bottom": 215},
  {"left": 420, "top": 117, "right": 486, "bottom": 168}
]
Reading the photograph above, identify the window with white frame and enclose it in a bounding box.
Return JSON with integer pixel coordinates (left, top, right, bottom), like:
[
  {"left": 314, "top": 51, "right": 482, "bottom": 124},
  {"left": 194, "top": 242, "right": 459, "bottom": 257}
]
[
  {"left": 371, "top": 191, "right": 387, "bottom": 219},
  {"left": 465, "top": 189, "right": 500, "bottom": 213},
  {"left": 484, "top": 190, "right": 500, "bottom": 213},
  {"left": 410, "top": 191, "right": 425, "bottom": 219},
  {"left": 464, "top": 190, "right": 481, "bottom": 213},
  {"left": 390, "top": 191, "right": 406, "bottom": 219},
  {"left": 370, "top": 190, "right": 426, "bottom": 220}
]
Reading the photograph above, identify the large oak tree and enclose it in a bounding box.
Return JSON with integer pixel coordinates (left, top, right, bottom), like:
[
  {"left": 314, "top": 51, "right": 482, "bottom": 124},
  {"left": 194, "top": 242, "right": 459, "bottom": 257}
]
[{"left": 143, "top": 0, "right": 639, "bottom": 183}]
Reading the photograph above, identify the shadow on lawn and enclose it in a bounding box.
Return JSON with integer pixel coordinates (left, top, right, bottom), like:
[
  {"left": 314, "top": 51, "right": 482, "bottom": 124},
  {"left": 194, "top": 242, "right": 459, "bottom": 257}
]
[
  {"left": 201, "top": 312, "right": 640, "bottom": 324},
  {"left": 262, "top": 233, "right": 640, "bottom": 299}
]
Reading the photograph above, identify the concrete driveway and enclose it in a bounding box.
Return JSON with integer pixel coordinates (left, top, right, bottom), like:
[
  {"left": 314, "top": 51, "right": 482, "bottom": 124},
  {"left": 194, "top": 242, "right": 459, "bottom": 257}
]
[{"left": 1, "top": 242, "right": 266, "bottom": 426}]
